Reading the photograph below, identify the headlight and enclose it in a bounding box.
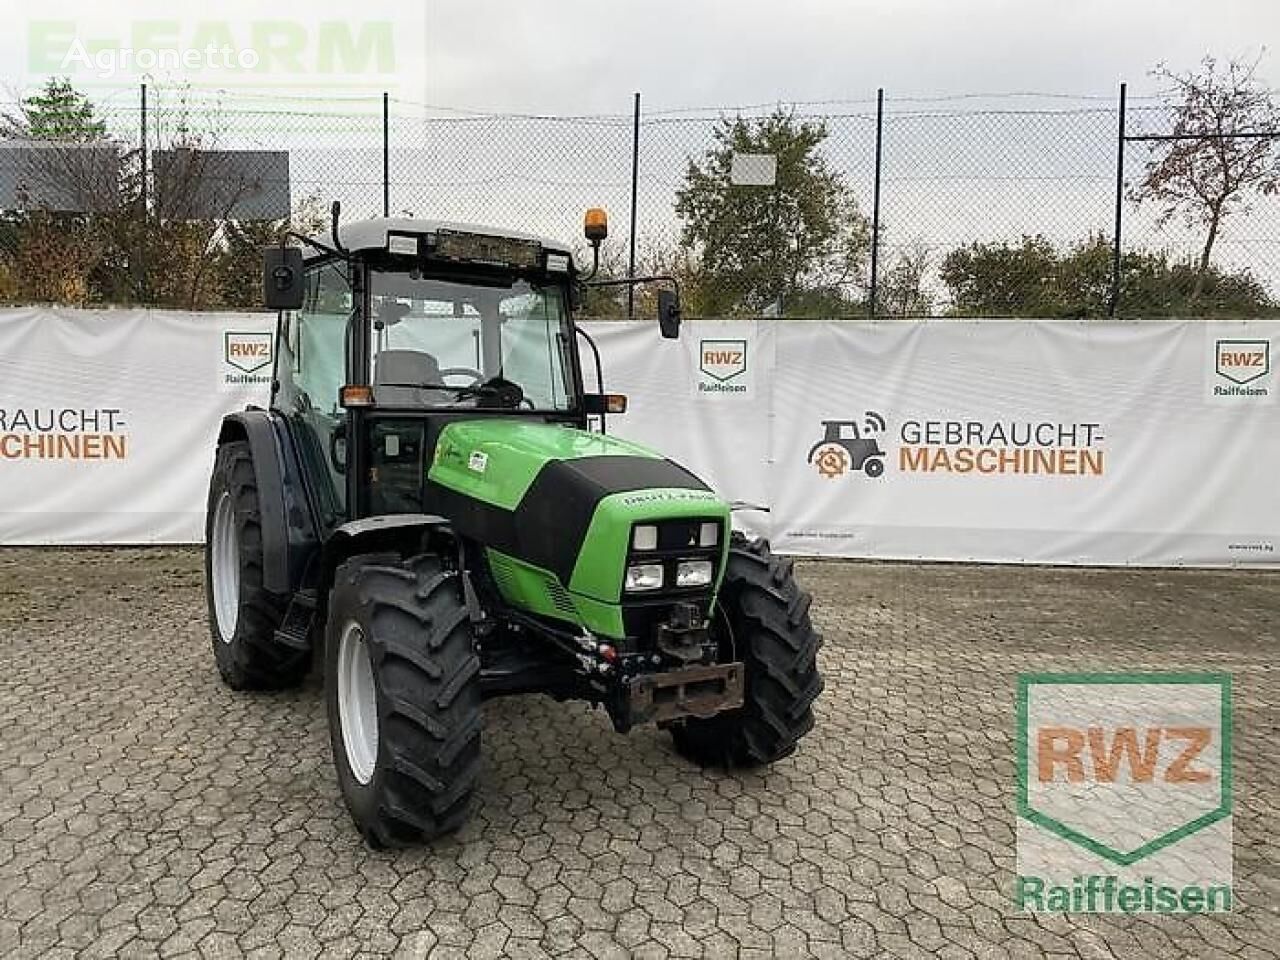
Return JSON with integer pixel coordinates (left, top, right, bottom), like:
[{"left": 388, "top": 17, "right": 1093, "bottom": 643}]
[
  {"left": 698, "top": 522, "right": 719, "bottom": 547},
  {"left": 624, "top": 563, "right": 664, "bottom": 592},
  {"left": 632, "top": 524, "right": 658, "bottom": 550},
  {"left": 675, "top": 559, "right": 714, "bottom": 588}
]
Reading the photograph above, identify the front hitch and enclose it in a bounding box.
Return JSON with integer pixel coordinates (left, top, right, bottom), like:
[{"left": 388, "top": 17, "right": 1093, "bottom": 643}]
[
  {"left": 602, "top": 604, "right": 744, "bottom": 732},
  {"left": 622, "top": 661, "right": 745, "bottom": 730}
]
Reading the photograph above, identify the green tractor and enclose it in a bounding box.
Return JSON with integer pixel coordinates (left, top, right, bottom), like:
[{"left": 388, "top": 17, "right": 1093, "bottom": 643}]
[{"left": 205, "top": 204, "right": 823, "bottom": 846}]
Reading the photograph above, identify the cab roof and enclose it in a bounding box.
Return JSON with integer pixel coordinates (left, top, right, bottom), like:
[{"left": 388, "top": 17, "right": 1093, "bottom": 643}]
[{"left": 315, "top": 217, "right": 576, "bottom": 265}]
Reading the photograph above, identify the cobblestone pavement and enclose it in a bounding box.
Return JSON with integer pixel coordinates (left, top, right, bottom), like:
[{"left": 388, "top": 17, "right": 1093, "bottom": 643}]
[{"left": 0, "top": 549, "right": 1277, "bottom": 959}]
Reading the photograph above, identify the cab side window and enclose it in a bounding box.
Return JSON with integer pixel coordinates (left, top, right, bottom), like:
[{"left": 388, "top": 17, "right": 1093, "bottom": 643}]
[{"left": 280, "top": 261, "right": 351, "bottom": 521}]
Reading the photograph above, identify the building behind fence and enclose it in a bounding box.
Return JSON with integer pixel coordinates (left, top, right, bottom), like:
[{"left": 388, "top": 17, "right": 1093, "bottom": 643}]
[{"left": 0, "top": 83, "right": 1277, "bottom": 318}]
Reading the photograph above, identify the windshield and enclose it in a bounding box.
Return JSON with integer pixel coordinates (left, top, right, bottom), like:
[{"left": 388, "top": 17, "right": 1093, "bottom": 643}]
[{"left": 369, "top": 269, "right": 576, "bottom": 411}]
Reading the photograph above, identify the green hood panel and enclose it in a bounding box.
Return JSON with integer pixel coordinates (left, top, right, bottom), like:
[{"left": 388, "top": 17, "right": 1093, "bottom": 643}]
[
  {"left": 430, "top": 420, "right": 661, "bottom": 509},
  {"left": 570, "top": 489, "right": 730, "bottom": 603},
  {"left": 425, "top": 418, "right": 731, "bottom": 641}
]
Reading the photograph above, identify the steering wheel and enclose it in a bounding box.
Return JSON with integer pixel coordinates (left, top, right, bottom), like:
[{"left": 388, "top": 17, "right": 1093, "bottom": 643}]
[{"left": 439, "top": 367, "right": 484, "bottom": 385}]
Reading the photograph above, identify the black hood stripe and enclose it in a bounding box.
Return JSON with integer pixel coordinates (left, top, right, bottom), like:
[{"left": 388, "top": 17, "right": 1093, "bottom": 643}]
[{"left": 429, "top": 454, "right": 708, "bottom": 585}]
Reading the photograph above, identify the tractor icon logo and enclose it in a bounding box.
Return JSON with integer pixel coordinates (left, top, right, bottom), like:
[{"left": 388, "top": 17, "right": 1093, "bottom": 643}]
[{"left": 807, "top": 412, "right": 887, "bottom": 479}]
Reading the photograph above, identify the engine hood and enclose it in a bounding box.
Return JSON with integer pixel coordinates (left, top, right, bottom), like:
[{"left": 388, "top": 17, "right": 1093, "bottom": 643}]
[
  {"left": 429, "top": 419, "right": 668, "bottom": 511},
  {"left": 427, "top": 419, "right": 731, "bottom": 622}
]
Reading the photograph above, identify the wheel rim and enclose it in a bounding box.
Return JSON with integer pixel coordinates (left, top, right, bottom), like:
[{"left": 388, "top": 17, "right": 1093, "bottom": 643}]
[
  {"left": 337, "top": 621, "right": 379, "bottom": 785},
  {"left": 211, "top": 491, "right": 240, "bottom": 643}
]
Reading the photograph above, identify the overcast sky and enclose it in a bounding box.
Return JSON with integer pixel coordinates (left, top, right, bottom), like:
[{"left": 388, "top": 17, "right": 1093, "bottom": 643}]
[
  {"left": 0, "top": 0, "right": 1273, "bottom": 113},
  {"left": 1, "top": 0, "right": 1275, "bottom": 293},
  {"left": 420, "top": 0, "right": 1278, "bottom": 113}
]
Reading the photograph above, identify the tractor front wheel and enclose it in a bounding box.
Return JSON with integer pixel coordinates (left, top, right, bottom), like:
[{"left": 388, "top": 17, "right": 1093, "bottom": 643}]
[
  {"left": 671, "top": 534, "right": 823, "bottom": 767},
  {"left": 325, "top": 554, "right": 482, "bottom": 847},
  {"left": 205, "top": 441, "right": 308, "bottom": 690}
]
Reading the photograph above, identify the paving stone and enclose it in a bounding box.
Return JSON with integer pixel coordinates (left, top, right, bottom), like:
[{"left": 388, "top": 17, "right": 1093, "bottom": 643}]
[{"left": 0, "top": 549, "right": 1275, "bottom": 958}]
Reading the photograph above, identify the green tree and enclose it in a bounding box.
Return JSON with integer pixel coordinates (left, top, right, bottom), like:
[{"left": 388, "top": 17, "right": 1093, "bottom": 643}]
[
  {"left": 940, "top": 233, "right": 1274, "bottom": 317},
  {"left": 213, "top": 197, "right": 328, "bottom": 309},
  {"left": 1132, "top": 55, "right": 1280, "bottom": 304},
  {"left": 674, "top": 110, "right": 869, "bottom": 316},
  {"left": 1, "top": 77, "right": 106, "bottom": 142},
  {"left": 941, "top": 235, "right": 1067, "bottom": 316},
  {"left": 0, "top": 80, "right": 304, "bottom": 310}
]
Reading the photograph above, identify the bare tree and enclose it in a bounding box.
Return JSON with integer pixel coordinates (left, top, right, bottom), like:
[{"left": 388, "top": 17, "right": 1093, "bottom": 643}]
[
  {"left": 3, "top": 80, "right": 297, "bottom": 308},
  {"left": 1, "top": 79, "right": 119, "bottom": 303},
  {"left": 1132, "top": 55, "right": 1280, "bottom": 303},
  {"left": 879, "top": 240, "right": 934, "bottom": 316}
]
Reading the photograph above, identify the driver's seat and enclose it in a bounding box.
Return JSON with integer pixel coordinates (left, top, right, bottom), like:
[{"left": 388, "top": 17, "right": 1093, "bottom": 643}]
[{"left": 373, "top": 349, "right": 449, "bottom": 407}]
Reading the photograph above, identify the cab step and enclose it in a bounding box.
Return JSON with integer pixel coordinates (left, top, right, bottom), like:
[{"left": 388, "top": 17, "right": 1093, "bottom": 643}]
[{"left": 274, "top": 589, "right": 317, "bottom": 651}]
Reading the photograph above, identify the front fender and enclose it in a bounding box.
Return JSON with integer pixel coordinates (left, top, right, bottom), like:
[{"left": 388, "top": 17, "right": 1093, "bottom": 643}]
[{"left": 216, "top": 409, "right": 317, "bottom": 594}]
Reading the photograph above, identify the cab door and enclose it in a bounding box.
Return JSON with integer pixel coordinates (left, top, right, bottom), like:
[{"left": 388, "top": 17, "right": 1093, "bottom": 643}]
[{"left": 274, "top": 259, "right": 353, "bottom": 527}]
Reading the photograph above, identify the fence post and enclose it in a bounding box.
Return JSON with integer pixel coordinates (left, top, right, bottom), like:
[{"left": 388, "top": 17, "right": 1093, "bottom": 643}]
[
  {"left": 868, "top": 87, "right": 884, "bottom": 318},
  {"left": 139, "top": 82, "right": 148, "bottom": 305},
  {"left": 382, "top": 92, "right": 390, "bottom": 217},
  {"left": 627, "top": 92, "right": 641, "bottom": 320},
  {"left": 1108, "top": 82, "right": 1127, "bottom": 317}
]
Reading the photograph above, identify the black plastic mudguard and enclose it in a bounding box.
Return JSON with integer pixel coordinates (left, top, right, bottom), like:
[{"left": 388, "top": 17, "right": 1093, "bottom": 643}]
[{"left": 217, "top": 409, "right": 318, "bottom": 594}]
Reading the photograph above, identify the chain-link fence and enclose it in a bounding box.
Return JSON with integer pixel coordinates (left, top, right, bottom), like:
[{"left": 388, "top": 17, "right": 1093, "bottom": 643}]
[{"left": 1, "top": 83, "right": 1277, "bottom": 317}]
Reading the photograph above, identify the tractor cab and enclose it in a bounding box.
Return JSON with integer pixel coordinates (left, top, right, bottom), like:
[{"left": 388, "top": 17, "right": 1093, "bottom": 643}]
[{"left": 264, "top": 216, "right": 611, "bottom": 526}]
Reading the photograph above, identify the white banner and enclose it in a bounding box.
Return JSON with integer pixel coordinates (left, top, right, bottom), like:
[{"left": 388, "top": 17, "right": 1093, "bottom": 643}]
[
  {"left": 0, "top": 307, "right": 273, "bottom": 543},
  {"left": 588, "top": 319, "right": 1280, "bottom": 568},
  {"left": 1, "top": 307, "right": 1277, "bottom": 567}
]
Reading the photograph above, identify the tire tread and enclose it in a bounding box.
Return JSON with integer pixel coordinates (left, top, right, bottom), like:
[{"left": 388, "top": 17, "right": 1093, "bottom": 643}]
[
  {"left": 672, "top": 533, "right": 823, "bottom": 767},
  {"left": 327, "top": 555, "right": 481, "bottom": 847}
]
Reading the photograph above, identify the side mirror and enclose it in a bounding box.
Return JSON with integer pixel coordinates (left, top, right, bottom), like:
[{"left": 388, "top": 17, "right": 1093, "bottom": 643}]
[
  {"left": 329, "top": 421, "right": 347, "bottom": 474},
  {"left": 263, "top": 247, "right": 305, "bottom": 311},
  {"left": 657, "top": 289, "right": 682, "bottom": 339}
]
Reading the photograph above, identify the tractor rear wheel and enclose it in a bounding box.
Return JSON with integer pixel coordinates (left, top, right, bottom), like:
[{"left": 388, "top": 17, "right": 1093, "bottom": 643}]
[
  {"left": 671, "top": 534, "right": 823, "bottom": 767},
  {"left": 325, "top": 554, "right": 482, "bottom": 848},
  {"left": 205, "top": 440, "right": 308, "bottom": 690}
]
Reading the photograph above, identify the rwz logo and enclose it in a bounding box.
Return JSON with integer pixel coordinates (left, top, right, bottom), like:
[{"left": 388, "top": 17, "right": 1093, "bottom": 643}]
[
  {"left": 1214, "top": 339, "right": 1269, "bottom": 385},
  {"left": 1036, "top": 726, "right": 1212, "bottom": 784},
  {"left": 225, "top": 332, "right": 272, "bottom": 374},
  {"left": 1018, "top": 673, "right": 1231, "bottom": 868},
  {"left": 699, "top": 339, "right": 747, "bottom": 382}
]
